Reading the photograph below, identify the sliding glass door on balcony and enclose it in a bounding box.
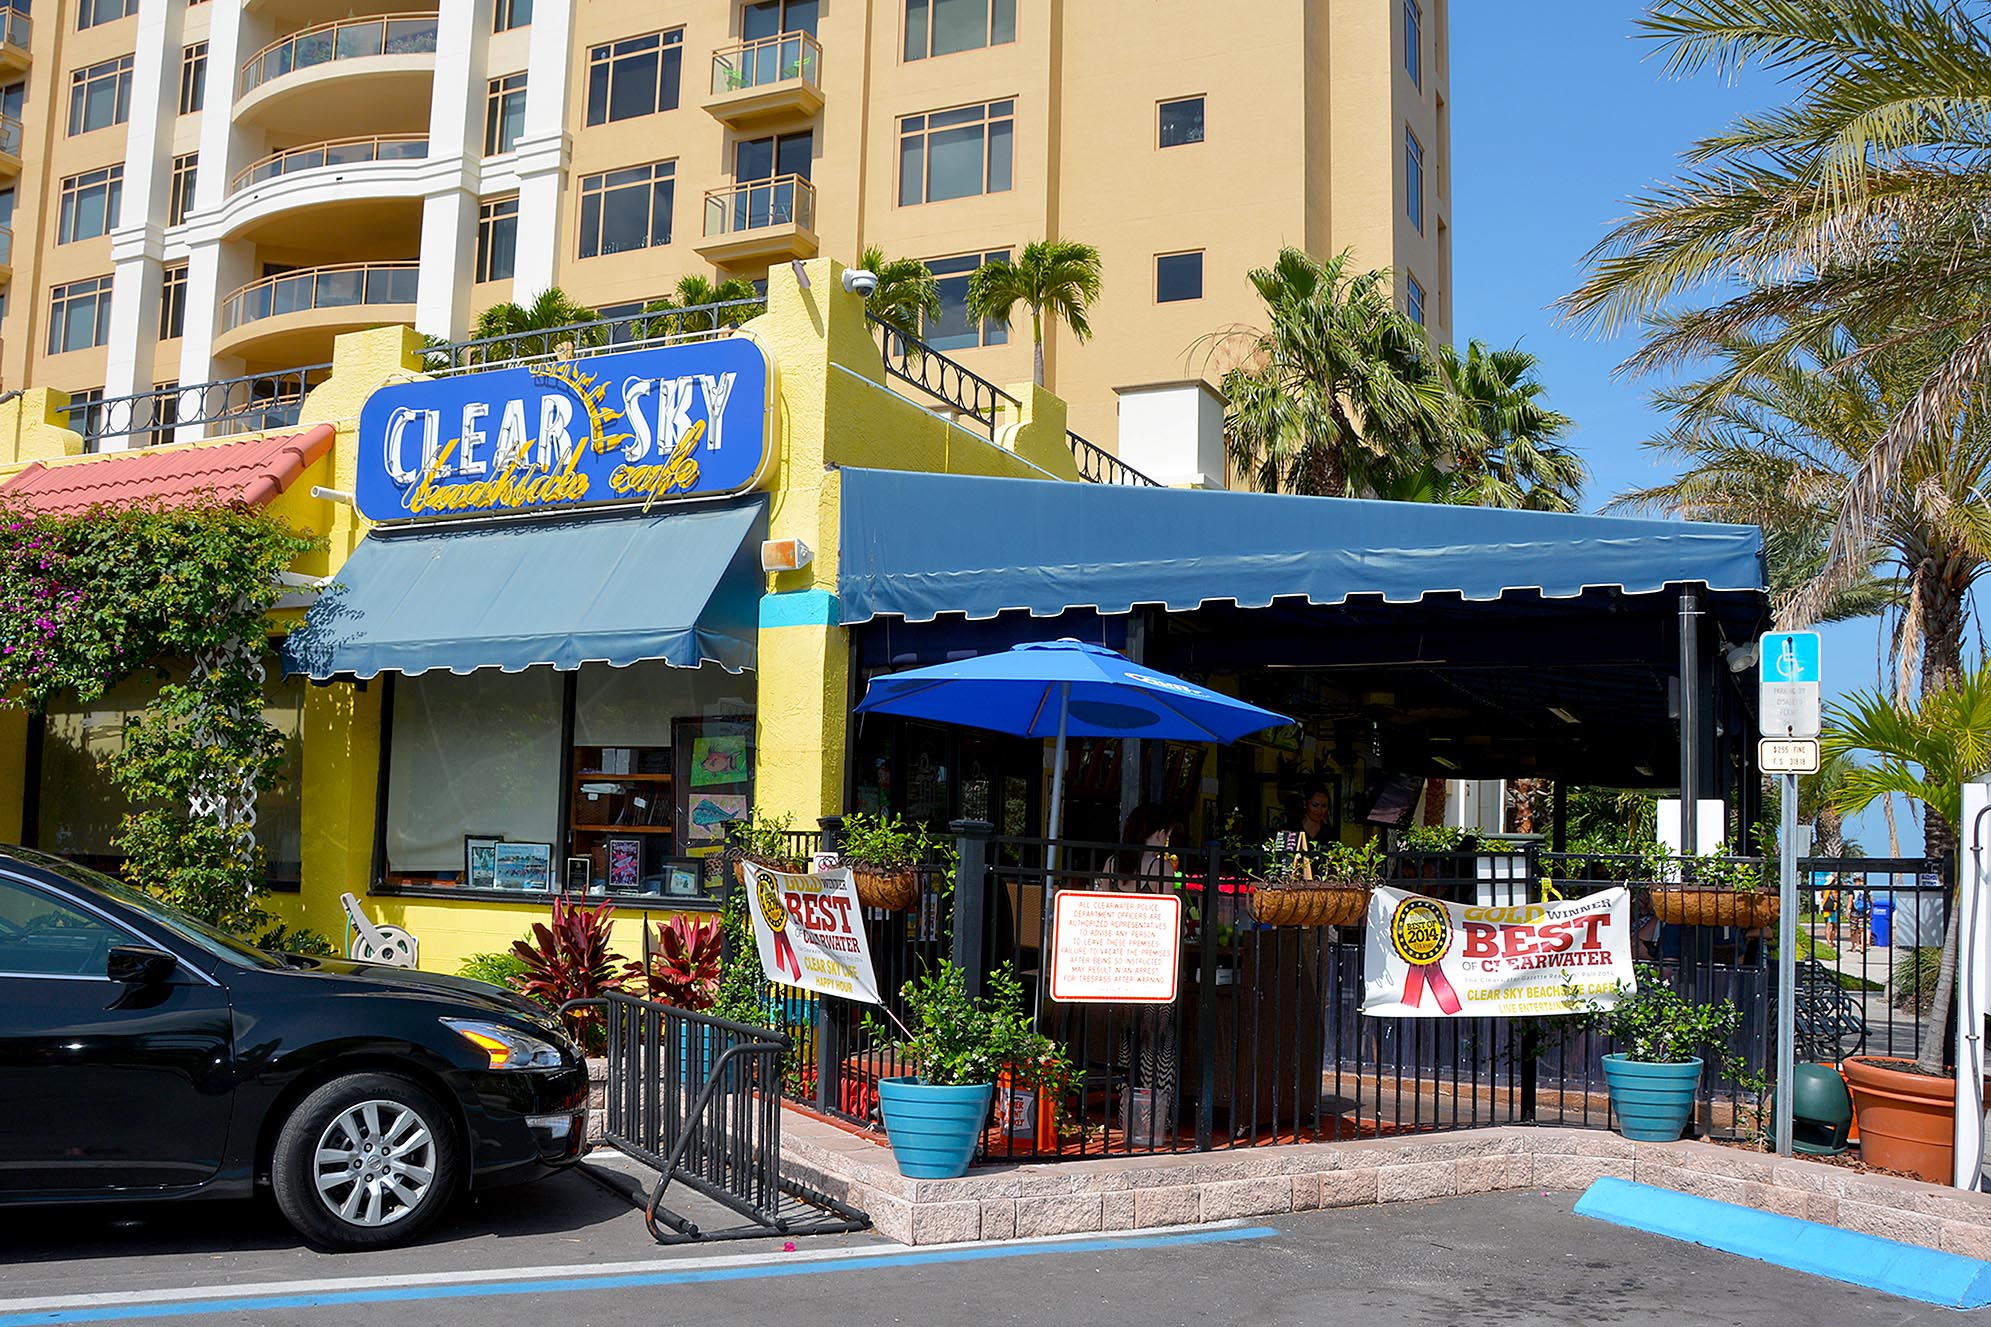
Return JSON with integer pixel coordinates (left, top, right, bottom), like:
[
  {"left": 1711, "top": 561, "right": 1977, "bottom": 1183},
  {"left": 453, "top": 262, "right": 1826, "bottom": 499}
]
[{"left": 731, "top": 131, "right": 811, "bottom": 230}]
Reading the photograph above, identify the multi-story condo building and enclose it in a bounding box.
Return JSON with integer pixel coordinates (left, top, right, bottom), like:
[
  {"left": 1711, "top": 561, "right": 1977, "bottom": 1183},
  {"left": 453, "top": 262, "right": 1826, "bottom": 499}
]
[{"left": 0, "top": 0, "right": 1449, "bottom": 478}]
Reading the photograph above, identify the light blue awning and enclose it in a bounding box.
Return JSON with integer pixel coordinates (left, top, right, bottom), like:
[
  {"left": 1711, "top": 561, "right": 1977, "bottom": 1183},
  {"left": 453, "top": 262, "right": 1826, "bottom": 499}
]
[
  {"left": 836, "top": 469, "right": 1766, "bottom": 623},
  {"left": 284, "top": 500, "right": 766, "bottom": 679}
]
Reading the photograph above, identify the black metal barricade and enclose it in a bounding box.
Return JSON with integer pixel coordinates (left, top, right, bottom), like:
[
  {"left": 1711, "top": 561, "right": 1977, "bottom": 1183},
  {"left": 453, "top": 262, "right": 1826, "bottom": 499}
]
[{"left": 563, "top": 992, "right": 866, "bottom": 1243}]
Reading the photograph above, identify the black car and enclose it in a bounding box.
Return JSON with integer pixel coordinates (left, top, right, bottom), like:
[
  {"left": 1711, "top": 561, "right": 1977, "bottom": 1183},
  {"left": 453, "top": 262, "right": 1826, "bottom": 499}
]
[{"left": 0, "top": 845, "right": 588, "bottom": 1250}]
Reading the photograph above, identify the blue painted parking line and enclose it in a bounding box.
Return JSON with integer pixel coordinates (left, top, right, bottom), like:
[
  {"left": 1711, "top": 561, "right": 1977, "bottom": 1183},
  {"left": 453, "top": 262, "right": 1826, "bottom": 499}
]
[
  {"left": 0, "top": 1225, "right": 1279, "bottom": 1326},
  {"left": 1575, "top": 1177, "right": 1991, "bottom": 1309}
]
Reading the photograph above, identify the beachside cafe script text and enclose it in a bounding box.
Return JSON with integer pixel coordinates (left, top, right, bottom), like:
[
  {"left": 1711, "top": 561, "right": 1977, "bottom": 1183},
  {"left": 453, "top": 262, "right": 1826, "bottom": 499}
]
[{"left": 354, "top": 338, "right": 771, "bottom": 523}]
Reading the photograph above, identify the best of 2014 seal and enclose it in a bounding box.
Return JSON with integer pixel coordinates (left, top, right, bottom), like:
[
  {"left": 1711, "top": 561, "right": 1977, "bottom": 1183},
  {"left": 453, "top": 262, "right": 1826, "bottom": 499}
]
[
  {"left": 753, "top": 866, "right": 801, "bottom": 980},
  {"left": 1389, "top": 896, "right": 1463, "bottom": 1013}
]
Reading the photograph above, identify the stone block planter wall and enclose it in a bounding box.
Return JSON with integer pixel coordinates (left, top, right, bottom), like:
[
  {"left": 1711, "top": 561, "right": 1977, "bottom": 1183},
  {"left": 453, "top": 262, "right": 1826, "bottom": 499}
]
[
  {"left": 586, "top": 1057, "right": 607, "bottom": 1144},
  {"left": 778, "top": 1108, "right": 1991, "bottom": 1258}
]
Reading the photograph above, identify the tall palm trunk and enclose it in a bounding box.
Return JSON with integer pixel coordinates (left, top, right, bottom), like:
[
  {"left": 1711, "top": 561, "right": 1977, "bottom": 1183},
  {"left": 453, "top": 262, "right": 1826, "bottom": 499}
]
[
  {"left": 1914, "top": 569, "right": 1970, "bottom": 1074},
  {"left": 1030, "top": 305, "right": 1045, "bottom": 386}
]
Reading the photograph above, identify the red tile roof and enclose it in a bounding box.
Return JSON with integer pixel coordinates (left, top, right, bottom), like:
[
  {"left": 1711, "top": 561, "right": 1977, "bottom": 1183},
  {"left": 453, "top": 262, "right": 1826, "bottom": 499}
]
[{"left": 0, "top": 424, "right": 336, "bottom": 516}]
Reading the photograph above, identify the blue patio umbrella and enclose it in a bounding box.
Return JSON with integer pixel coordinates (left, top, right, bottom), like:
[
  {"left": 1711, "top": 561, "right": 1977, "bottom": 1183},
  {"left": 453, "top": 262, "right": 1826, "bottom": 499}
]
[{"left": 853, "top": 638, "right": 1292, "bottom": 872}]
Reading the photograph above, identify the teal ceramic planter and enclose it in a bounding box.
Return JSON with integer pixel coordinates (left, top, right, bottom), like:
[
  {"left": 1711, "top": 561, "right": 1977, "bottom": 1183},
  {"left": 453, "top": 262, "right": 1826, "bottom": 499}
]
[
  {"left": 877, "top": 1076, "right": 993, "bottom": 1179},
  {"left": 1602, "top": 1053, "right": 1703, "bottom": 1142}
]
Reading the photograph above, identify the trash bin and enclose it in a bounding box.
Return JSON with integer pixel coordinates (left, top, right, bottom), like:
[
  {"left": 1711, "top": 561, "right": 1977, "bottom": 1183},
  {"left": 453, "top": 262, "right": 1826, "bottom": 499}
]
[{"left": 1870, "top": 898, "right": 1894, "bottom": 948}]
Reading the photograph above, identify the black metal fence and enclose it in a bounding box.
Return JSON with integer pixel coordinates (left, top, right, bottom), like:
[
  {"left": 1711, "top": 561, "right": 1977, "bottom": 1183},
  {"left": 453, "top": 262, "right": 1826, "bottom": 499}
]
[
  {"left": 424, "top": 297, "right": 764, "bottom": 373},
  {"left": 568, "top": 990, "right": 865, "bottom": 1243},
  {"left": 867, "top": 312, "right": 1018, "bottom": 441},
  {"left": 67, "top": 364, "right": 332, "bottom": 448},
  {"left": 771, "top": 826, "right": 1946, "bottom": 1162},
  {"left": 1067, "top": 429, "right": 1160, "bottom": 487}
]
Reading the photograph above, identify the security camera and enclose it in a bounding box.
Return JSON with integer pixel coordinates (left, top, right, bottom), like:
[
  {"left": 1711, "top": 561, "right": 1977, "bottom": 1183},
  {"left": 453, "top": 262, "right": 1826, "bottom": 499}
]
[{"left": 842, "top": 268, "right": 880, "bottom": 296}]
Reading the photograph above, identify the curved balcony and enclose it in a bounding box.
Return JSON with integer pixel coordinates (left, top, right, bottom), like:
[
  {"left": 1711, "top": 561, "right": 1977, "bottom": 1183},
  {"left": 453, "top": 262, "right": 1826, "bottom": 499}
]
[
  {"left": 704, "top": 32, "right": 823, "bottom": 126},
  {"left": 232, "top": 134, "right": 428, "bottom": 193},
  {"left": 235, "top": 14, "right": 438, "bottom": 137},
  {"left": 0, "top": 9, "right": 29, "bottom": 77},
  {"left": 213, "top": 135, "right": 431, "bottom": 245},
  {"left": 215, "top": 260, "right": 419, "bottom": 362},
  {"left": 695, "top": 174, "right": 817, "bottom": 266}
]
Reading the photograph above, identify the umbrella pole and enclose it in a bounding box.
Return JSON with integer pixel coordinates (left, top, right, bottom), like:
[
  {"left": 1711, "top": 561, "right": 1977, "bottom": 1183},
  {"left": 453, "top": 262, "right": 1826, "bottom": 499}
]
[{"left": 1039, "top": 683, "right": 1070, "bottom": 1028}]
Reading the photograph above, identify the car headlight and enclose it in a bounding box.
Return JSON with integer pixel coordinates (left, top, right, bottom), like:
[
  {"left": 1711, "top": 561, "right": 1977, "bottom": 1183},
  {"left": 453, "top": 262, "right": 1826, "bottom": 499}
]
[{"left": 442, "top": 1017, "right": 567, "bottom": 1070}]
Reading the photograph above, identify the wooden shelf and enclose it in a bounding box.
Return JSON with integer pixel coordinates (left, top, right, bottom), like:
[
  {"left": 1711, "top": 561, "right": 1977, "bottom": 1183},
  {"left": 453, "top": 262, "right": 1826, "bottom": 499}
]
[
  {"left": 570, "top": 823, "right": 673, "bottom": 834},
  {"left": 574, "top": 771, "right": 673, "bottom": 782}
]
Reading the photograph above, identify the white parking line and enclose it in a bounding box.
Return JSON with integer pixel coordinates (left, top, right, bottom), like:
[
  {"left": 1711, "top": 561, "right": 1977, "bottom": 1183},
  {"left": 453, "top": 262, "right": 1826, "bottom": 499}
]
[{"left": 0, "top": 1221, "right": 1251, "bottom": 1317}]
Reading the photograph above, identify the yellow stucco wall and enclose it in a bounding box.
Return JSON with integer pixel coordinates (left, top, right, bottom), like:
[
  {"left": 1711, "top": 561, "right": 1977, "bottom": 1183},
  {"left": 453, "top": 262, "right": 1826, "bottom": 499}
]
[{"left": 4, "top": 257, "right": 1068, "bottom": 972}]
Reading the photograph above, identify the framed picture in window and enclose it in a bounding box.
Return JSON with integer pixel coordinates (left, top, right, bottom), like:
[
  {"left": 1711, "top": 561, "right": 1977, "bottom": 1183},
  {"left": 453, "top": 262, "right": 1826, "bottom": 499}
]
[
  {"left": 492, "top": 841, "right": 553, "bottom": 892},
  {"left": 675, "top": 716, "right": 754, "bottom": 850},
  {"left": 606, "top": 837, "right": 643, "bottom": 890},
  {"left": 564, "top": 855, "right": 593, "bottom": 893},
  {"left": 464, "top": 834, "right": 504, "bottom": 890}
]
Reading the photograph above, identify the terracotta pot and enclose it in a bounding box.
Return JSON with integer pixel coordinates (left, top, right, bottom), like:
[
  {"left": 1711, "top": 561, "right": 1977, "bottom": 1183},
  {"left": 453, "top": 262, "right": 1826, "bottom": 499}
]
[{"left": 1842, "top": 1055, "right": 1962, "bottom": 1184}]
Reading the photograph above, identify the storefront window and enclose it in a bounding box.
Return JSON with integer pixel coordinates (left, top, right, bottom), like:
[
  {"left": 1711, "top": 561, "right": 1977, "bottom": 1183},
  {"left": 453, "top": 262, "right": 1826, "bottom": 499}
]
[
  {"left": 381, "top": 661, "right": 753, "bottom": 902},
  {"left": 33, "top": 668, "right": 305, "bottom": 886}
]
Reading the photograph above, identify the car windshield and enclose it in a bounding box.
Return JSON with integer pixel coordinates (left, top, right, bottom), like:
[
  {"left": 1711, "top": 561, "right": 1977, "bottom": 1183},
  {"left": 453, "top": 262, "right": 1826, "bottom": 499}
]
[{"left": 17, "top": 849, "right": 283, "bottom": 970}]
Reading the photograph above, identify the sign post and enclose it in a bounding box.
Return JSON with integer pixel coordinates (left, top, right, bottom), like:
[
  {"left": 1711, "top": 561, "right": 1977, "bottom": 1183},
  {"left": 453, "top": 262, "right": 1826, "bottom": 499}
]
[{"left": 1761, "top": 630, "right": 1821, "bottom": 1159}]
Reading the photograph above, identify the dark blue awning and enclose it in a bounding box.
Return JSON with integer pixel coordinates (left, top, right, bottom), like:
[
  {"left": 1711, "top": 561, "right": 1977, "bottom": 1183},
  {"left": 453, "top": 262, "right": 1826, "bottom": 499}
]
[
  {"left": 836, "top": 469, "right": 1766, "bottom": 623},
  {"left": 284, "top": 500, "right": 766, "bottom": 680}
]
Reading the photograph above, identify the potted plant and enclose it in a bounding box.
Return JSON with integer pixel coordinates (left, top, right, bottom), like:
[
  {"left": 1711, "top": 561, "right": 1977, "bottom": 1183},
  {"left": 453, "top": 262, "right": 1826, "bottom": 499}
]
[
  {"left": 726, "top": 809, "right": 807, "bottom": 883},
  {"left": 869, "top": 960, "right": 1070, "bottom": 1178},
  {"left": 837, "top": 810, "right": 951, "bottom": 912},
  {"left": 1649, "top": 842, "right": 1779, "bottom": 928},
  {"left": 507, "top": 896, "right": 641, "bottom": 1054},
  {"left": 1248, "top": 834, "right": 1384, "bottom": 928},
  {"left": 1579, "top": 961, "right": 1747, "bottom": 1142},
  {"left": 1823, "top": 667, "right": 1991, "bottom": 1182}
]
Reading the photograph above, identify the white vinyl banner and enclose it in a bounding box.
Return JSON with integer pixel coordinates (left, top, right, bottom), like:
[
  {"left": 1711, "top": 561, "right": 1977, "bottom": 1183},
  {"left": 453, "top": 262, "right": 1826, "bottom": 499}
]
[
  {"left": 743, "top": 862, "right": 883, "bottom": 1005},
  {"left": 1361, "top": 885, "right": 1634, "bottom": 1018}
]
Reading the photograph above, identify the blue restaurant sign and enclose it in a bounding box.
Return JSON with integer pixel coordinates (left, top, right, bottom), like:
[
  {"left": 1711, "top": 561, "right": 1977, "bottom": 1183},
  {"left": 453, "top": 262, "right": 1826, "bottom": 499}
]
[{"left": 354, "top": 338, "right": 772, "bottom": 524}]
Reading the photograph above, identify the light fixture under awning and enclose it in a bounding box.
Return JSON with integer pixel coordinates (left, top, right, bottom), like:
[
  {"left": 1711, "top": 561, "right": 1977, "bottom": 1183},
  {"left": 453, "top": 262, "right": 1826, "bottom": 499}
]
[{"left": 281, "top": 499, "right": 766, "bottom": 680}]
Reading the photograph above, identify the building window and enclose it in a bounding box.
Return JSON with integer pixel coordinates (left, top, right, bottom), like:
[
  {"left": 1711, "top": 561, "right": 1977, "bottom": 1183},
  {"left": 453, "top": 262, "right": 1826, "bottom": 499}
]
[
  {"left": 56, "top": 166, "right": 122, "bottom": 244},
  {"left": 898, "top": 100, "right": 1013, "bottom": 206},
  {"left": 1405, "top": 126, "right": 1424, "bottom": 233},
  {"left": 904, "top": 0, "right": 1014, "bottom": 61},
  {"left": 1158, "top": 96, "right": 1204, "bottom": 149},
  {"left": 924, "top": 249, "right": 1008, "bottom": 350},
  {"left": 179, "top": 43, "right": 207, "bottom": 115},
  {"left": 49, "top": 276, "right": 114, "bottom": 354},
  {"left": 168, "top": 154, "right": 197, "bottom": 226},
  {"left": 477, "top": 196, "right": 518, "bottom": 282},
  {"left": 1156, "top": 250, "right": 1203, "bottom": 304},
  {"left": 493, "top": 0, "right": 533, "bottom": 32},
  {"left": 585, "top": 29, "right": 683, "bottom": 126},
  {"left": 69, "top": 56, "right": 134, "bottom": 136},
  {"left": 597, "top": 299, "right": 649, "bottom": 344},
  {"left": 743, "top": 0, "right": 818, "bottom": 38},
  {"left": 66, "top": 388, "right": 106, "bottom": 449},
  {"left": 1407, "top": 272, "right": 1426, "bottom": 326},
  {"left": 77, "top": 0, "right": 138, "bottom": 30},
  {"left": 159, "top": 262, "right": 188, "bottom": 340},
  {"left": 1404, "top": 0, "right": 1422, "bottom": 88},
  {"left": 578, "top": 161, "right": 674, "bottom": 258},
  {"left": 0, "top": 80, "right": 23, "bottom": 122},
  {"left": 147, "top": 381, "right": 181, "bottom": 447},
  {"left": 485, "top": 73, "right": 527, "bottom": 155}
]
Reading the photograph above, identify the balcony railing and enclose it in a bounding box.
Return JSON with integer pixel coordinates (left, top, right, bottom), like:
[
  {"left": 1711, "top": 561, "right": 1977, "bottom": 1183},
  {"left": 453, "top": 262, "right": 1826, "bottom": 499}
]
[
  {"left": 0, "top": 8, "right": 30, "bottom": 51},
  {"left": 221, "top": 261, "right": 419, "bottom": 332},
  {"left": 0, "top": 224, "right": 13, "bottom": 268},
  {"left": 231, "top": 134, "right": 429, "bottom": 194},
  {"left": 238, "top": 13, "right": 439, "bottom": 98},
  {"left": 703, "top": 173, "right": 815, "bottom": 238},
  {"left": 709, "top": 31, "right": 821, "bottom": 97},
  {"left": 0, "top": 114, "right": 20, "bottom": 158},
  {"left": 59, "top": 364, "right": 333, "bottom": 447}
]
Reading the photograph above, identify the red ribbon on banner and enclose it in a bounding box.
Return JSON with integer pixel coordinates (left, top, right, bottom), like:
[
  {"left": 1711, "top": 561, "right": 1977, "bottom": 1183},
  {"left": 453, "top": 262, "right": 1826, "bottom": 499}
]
[
  {"left": 1389, "top": 896, "right": 1463, "bottom": 1014},
  {"left": 1401, "top": 959, "right": 1463, "bottom": 1014},
  {"left": 753, "top": 867, "right": 802, "bottom": 981}
]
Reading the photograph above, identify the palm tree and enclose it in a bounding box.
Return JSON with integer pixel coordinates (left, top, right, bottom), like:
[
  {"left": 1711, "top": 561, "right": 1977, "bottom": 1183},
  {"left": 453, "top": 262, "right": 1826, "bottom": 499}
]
[
  {"left": 1823, "top": 662, "right": 1991, "bottom": 1073},
  {"left": 1217, "top": 248, "right": 1457, "bottom": 497},
  {"left": 965, "top": 239, "right": 1102, "bottom": 386},
  {"left": 471, "top": 287, "right": 601, "bottom": 359},
  {"left": 1559, "top": 1, "right": 1991, "bottom": 631},
  {"left": 641, "top": 274, "right": 763, "bottom": 340},
  {"left": 1437, "top": 340, "right": 1586, "bottom": 512},
  {"left": 857, "top": 246, "right": 940, "bottom": 336}
]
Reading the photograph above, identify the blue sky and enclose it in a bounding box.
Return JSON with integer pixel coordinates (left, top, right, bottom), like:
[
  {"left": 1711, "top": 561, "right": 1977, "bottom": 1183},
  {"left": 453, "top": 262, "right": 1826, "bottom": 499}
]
[{"left": 1450, "top": 1, "right": 1916, "bottom": 851}]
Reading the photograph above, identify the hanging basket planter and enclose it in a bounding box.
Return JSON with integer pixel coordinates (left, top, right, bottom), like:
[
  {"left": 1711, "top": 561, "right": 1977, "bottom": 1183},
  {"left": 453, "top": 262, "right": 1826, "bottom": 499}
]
[
  {"left": 1647, "top": 887, "right": 1780, "bottom": 928},
  {"left": 733, "top": 853, "right": 806, "bottom": 886},
  {"left": 1247, "top": 879, "right": 1374, "bottom": 928},
  {"left": 851, "top": 863, "right": 921, "bottom": 912}
]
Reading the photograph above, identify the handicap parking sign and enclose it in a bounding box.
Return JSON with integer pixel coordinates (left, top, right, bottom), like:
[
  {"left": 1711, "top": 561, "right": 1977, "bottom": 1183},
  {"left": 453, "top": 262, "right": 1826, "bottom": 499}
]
[{"left": 1760, "top": 631, "right": 1821, "bottom": 685}]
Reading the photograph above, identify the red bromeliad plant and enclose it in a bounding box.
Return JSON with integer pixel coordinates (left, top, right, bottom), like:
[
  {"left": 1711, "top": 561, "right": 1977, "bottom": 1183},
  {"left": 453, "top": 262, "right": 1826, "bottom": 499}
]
[
  {"left": 646, "top": 914, "right": 724, "bottom": 1011},
  {"left": 508, "top": 896, "right": 640, "bottom": 1052}
]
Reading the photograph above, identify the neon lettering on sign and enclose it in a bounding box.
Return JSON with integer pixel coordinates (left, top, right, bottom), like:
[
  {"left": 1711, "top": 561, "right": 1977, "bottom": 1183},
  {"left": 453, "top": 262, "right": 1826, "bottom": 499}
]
[{"left": 354, "top": 338, "right": 773, "bottom": 523}]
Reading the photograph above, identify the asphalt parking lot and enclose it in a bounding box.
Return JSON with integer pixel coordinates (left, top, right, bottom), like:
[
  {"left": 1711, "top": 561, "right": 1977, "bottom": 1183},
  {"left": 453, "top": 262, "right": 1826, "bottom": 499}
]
[{"left": 0, "top": 1171, "right": 1979, "bottom": 1326}]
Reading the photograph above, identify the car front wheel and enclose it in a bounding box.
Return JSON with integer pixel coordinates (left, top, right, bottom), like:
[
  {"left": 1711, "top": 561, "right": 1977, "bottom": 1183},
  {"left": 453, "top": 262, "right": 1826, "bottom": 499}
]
[{"left": 271, "top": 1073, "right": 461, "bottom": 1250}]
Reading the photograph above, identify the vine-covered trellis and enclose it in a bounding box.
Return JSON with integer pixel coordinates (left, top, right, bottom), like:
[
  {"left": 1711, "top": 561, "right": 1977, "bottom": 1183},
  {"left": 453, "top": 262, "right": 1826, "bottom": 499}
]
[{"left": 0, "top": 498, "right": 321, "bottom": 938}]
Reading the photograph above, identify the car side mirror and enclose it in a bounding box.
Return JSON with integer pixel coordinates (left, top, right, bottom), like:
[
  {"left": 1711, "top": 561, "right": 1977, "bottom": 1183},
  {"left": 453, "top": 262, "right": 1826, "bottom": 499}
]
[{"left": 107, "top": 945, "right": 178, "bottom": 985}]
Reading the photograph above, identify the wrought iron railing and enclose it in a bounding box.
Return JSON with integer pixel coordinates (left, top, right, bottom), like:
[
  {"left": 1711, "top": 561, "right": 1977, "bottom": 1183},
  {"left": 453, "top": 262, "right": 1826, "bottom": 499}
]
[
  {"left": 238, "top": 12, "right": 439, "bottom": 98},
  {"left": 1067, "top": 429, "right": 1160, "bottom": 486},
  {"left": 709, "top": 31, "right": 822, "bottom": 97},
  {"left": 703, "top": 173, "right": 815, "bottom": 238},
  {"left": 866, "top": 311, "right": 1019, "bottom": 441},
  {"left": 421, "top": 296, "right": 764, "bottom": 373},
  {"left": 221, "top": 261, "right": 419, "bottom": 332},
  {"left": 231, "top": 134, "right": 429, "bottom": 193},
  {"left": 61, "top": 364, "right": 333, "bottom": 445}
]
